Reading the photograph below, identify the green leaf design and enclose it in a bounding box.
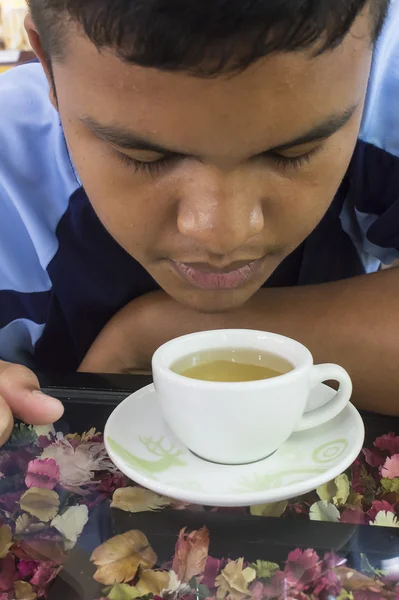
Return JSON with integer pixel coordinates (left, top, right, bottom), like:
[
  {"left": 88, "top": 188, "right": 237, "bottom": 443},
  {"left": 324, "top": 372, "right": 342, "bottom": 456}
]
[{"left": 107, "top": 437, "right": 186, "bottom": 475}]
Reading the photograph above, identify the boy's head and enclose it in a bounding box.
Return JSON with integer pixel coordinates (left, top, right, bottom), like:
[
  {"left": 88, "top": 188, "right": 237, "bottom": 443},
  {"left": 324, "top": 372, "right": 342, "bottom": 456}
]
[{"left": 27, "top": 0, "right": 389, "bottom": 312}]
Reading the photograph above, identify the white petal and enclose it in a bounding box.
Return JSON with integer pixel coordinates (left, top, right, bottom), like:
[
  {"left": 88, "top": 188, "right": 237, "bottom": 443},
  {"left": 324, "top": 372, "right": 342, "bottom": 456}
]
[
  {"left": 309, "top": 500, "right": 340, "bottom": 522},
  {"left": 51, "top": 505, "right": 89, "bottom": 542},
  {"left": 371, "top": 511, "right": 399, "bottom": 527}
]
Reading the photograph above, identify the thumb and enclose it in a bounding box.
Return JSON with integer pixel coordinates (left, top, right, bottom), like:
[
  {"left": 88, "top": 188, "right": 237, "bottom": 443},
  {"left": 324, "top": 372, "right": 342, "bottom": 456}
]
[{"left": 0, "top": 361, "right": 64, "bottom": 425}]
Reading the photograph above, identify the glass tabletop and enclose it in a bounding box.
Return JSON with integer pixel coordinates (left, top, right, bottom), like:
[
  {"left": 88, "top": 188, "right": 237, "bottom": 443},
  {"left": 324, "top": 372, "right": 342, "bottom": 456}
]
[{"left": 1, "top": 373, "right": 399, "bottom": 600}]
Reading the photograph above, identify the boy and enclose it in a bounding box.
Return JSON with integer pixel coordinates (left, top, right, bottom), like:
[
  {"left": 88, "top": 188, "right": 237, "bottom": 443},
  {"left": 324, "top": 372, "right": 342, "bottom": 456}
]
[{"left": 0, "top": 0, "right": 397, "bottom": 445}]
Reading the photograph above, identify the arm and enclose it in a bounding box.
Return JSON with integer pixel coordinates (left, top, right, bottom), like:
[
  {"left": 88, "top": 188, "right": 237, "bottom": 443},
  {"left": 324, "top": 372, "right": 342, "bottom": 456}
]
[{"left": 80, "top": 269, "right": 399, "bottom": 416}]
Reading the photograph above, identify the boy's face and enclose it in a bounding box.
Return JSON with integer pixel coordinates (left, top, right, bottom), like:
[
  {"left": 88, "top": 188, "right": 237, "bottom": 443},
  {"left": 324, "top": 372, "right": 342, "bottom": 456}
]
[{"left": 37, "top": 12, "right": 373, "bottom": 313}]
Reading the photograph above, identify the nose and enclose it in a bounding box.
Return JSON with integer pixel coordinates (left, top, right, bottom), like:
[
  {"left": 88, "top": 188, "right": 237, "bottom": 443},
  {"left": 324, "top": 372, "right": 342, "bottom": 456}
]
[{"left": 177, "top": 169, "right": 264, "bottom": 256}]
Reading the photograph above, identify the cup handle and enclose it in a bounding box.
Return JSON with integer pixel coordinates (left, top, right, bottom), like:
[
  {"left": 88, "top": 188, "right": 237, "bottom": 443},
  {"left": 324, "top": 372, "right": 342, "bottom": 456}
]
[{"left": 294, "top": 364, "right": 352, "bottom": 432}]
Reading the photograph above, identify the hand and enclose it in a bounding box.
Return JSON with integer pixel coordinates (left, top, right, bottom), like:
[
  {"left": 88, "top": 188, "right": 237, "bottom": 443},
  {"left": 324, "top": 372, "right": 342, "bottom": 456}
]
[{"left": 0, "top": 360, "right": 64, "bottom": 446}]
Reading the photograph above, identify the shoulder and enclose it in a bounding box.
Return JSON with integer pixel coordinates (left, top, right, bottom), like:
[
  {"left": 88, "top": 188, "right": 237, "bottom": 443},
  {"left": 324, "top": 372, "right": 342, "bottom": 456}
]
[
  {"left": 0, "top": 64, "right": 81, "bottom": 364},
  {"left": 0, "top": 63, "right": 81, "bottom": 279},
  {"left": 360, "top": 0, "right": 399, "bottom": 156},
  {"left": 341, "top": 1, "right": 399, "bottom": 270}
]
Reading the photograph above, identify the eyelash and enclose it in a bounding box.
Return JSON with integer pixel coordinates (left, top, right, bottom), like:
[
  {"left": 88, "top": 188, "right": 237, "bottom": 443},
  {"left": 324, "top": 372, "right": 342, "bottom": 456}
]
[
  {"left": 115, "top": 145, "right": 322, "bottom": 175},
  {"left": 116, "top": 152, "right": 177, "bottom": 175},
  {"left": 269, "top": 146, "right": 322, "bottom": 171}
]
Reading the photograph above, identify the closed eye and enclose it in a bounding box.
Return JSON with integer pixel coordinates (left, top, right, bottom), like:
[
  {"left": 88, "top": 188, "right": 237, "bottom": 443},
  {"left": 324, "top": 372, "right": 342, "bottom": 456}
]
[
  {"left": 267, "top": 145, "right": 323, "bottom": 171},
  {"left": 115, "top": 144, "right": 323, "bottom": 174}
]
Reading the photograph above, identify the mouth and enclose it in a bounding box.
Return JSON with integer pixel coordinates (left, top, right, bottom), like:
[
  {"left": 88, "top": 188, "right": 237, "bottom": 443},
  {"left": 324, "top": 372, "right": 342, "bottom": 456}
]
[{"left": 171, "top": 258, "right": 264, "bottom": 290}]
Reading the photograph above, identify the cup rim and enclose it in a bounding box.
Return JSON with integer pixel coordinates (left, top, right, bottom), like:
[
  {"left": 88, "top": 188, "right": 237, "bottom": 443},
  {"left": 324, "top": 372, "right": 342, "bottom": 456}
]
[{"left": 152, "top": 329, "right": 313, "bottom": 389}]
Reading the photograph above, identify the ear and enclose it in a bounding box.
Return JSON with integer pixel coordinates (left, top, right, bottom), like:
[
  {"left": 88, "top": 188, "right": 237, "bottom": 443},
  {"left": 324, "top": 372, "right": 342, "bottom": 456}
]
[{"left": 24, "top": 13, "right": 58, "bottom": 110}]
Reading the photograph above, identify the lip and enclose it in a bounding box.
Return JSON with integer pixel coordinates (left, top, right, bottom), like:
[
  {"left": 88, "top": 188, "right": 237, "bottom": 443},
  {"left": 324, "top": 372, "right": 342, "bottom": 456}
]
[{"left": 171, "top": 258, "right": 263, "bottom": 290}]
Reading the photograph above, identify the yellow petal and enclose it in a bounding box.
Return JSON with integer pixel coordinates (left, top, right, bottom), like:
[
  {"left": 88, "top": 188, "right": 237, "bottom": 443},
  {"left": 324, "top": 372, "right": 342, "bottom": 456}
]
[
  {"left": 111, "top": 487, "right": 170, "bottom": 513},
  {"left": 333, "top": 474, "right": 350, "bottom": 506},
  {"left": 15, "top": 581, "right": 36, "bottom": 600},
  {"left": 217, "top": 558, "right": 256, "bottom": 596},
  {"left": 136, "top": 570, "right": 170, "bottom": 594},
  {"left": 19, "top": 488, "right": 60, "bottom": 522},
  {"left": 250, "top": 501, "right": 287, "bottom": 518},
  {"left": 105, "top": 583, "right": 141, "bottom": 600},
  {"left": 0, "top": 524, "right": 12, "bottom": 559},
  {"left": 91, "top": 531, "right": 157, "bottom": 585},
  {"left": 316, "top": 479, "right": 337, "bottom": 502}
]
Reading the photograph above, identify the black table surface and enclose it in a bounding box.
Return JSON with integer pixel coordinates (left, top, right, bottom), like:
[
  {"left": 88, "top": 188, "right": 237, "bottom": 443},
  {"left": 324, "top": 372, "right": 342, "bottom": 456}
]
[{"left": 38, "top": 372, "right": 399, "bottom": 600}]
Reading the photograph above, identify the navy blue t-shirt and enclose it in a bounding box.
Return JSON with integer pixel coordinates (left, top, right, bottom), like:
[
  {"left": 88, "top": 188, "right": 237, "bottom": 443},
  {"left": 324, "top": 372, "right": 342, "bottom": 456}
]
[{"left": 1, "top": 1, "right": 399, "bottom": 372}]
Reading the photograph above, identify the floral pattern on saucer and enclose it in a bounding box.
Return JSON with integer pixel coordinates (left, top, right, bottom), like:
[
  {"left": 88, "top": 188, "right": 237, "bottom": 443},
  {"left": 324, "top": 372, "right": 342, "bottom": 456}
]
[{"left": 105, "top": 384, "right": 364, "bottom": 506}]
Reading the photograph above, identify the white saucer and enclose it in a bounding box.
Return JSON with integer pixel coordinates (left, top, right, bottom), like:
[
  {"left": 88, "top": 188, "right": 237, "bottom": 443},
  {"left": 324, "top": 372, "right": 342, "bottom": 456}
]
[{"left": 104, "top": 384, "right": 364, "bottom": 507}]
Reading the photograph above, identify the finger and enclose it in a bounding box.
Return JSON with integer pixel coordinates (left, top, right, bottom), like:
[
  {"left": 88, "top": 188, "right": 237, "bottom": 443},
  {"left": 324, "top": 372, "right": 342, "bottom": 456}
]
[
  {"left": 0, "top": 362, "right": 64, "bottom": 425},
  {"left": 0, "top": 395, "right": 14, "bottom": 447}
]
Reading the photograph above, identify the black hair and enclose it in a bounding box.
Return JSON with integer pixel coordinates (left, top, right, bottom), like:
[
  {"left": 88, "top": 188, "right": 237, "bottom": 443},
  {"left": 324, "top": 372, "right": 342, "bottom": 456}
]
[{"left": 28, "top": 0, "right": 390, "bottom": 75}]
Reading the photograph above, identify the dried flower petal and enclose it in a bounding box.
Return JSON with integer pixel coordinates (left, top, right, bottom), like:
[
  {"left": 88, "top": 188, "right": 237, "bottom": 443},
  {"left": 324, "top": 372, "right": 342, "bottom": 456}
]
[
  {"left": 335, "top": 567, "right": 385, "bottom": 592},
  {"left": 202, "top": 557, "right": 225, "bottom": 589},
  {"left": 111, "top": 487, "right": 171, "bottom": 513},
  {"left": 17, "top": 560, "right": 39, "bottom": 579},
  {"left": 135, "top": 570, "right": 170, "bottom": 595},
  {"left": 215, "top": 559, "right": 256, "bottom": 600},
  {"left": 370, "top": 511, "right": 399, "bottom": 527},
  {"left": 381, "top": 478, "right": 399, "bottom": 493},
  {"left": 316, "top": 479, "right": 337, "bottom": 502},
  {"left": 309, "top": 501, "right": 340, "bottom": 522},
  {"left": 374, "top": 433, "right": 399, "bottom": 455},
  {"left": 285, "top": 548, "right": 321, "bottom": 586},
  {"left": 0, "top": 554, "right": 15, "bottom": 593},
  {"left": 16, "top": 540, "right": 66, "bottom": 565},
  {"left": 15, "top": 514, "right": 46, "bottom": 536},
  {"left": 363, "top": 448, "right": 386, "bottom": 468},
  {"left": 30, "top": 563, "right": 60, "bottom": 597},
  {"left": 251, "top": 560, "right": 279, "bottom": 579},
  {"left": 0, "top": 525, "right": 12, "bottom": 559},
  {"left": 367, "top": 501, "right": 395, "bottom": 522},
  {"left": 250, "top": 502, "right": 287, "bottom": 518},
  {"left": 19, "top": 488, "right": 60, "bottom": 522},
  {"left": 51, "top": 505, "right": 89, "bottom": 548},
  {"left": 103, "top": 583, "right": 141, "bottom": 600},
  {"left": 381, "top": 455, "right": 399, "bottom": 479},
  {"left": 333, "top": 474, "right": 350, "bottom": 506},
  {"left": 41, "top": 437, "right": 116, "bottom": 495},
  {"left": 25, "top": 459, "right": 60, "bottom": 490},
  {"left": 340, "top": 508, "right": 367, "bottom": 524},
  {"left": 91, "top": 530, "right": 157, "bottom": 585},
  {"left": 162, "top": 570, "right": 192, "bottom": 597},
  {"left": 14, "top": 581, "right": 36, "bottom": 600},
  {"left": 172, "top": 527, "right": 209, "bottom": 583}
]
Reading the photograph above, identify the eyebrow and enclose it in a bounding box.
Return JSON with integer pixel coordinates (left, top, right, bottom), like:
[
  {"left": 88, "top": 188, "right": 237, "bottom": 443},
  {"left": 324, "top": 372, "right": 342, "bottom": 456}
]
[{"left": 81, "top": 103, "right": 359, "bottom": 158}]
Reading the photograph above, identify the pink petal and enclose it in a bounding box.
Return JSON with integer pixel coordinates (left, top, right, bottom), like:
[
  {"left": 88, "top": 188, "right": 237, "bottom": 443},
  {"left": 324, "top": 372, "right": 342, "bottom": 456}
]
[
  {"left": 30, "top": 562, "right": 60, "bottom": 597},
  {"left": 202, "top": 556, "right": 225, "bottom": 588},
  {"left": 340, "top": 508, "right": 367, "bottom": 524},
  {"left": 381, "top": 455, "right": 399, "bottom": 479},
  {"left": 374, "top": 432, "right": 399, "bottom": 455},
  {"left": 285, "top": 548, "right": 321, "bottom": 587},
  {"left": 250, "top": 581, "right": 265, "bottom": 600},
  {"left": 363, "top": 448, "right": 386, "bottom": 468},
  {"left": 0, "top": 555, "right": 15, "bottom": 593},
  {"left": 25, "top": 459, "right": 60, "bottom": 490},
  {"left": 17, "top": 560, "right": 39, "bottom": 579}
]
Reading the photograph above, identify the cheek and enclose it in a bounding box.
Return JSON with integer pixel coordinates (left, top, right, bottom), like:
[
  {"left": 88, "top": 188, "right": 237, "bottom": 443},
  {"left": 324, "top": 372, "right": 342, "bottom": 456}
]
[
  {"left": 62, "top": 121, "right": 172, "bottom": 257},
  {"left": 265, "top": 144, "right": 354, "bottom": 250}
]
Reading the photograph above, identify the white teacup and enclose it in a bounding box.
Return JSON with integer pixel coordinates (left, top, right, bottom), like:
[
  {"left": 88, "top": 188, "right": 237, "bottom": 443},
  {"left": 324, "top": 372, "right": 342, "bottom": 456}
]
[{"left": 152, "top": 330, "right": 352, "bottom": 465}]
